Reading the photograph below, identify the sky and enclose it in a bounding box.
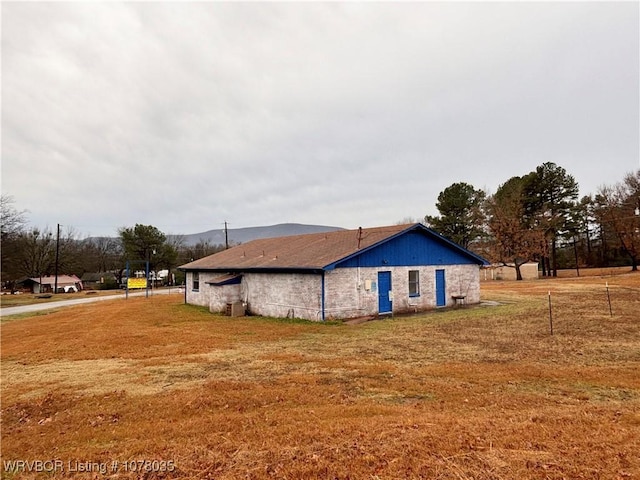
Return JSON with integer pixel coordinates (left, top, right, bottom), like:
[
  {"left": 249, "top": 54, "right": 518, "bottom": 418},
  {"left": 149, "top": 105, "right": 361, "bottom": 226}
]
[{"left": 2, "top": 1, "right": 639, "bottom": 238}]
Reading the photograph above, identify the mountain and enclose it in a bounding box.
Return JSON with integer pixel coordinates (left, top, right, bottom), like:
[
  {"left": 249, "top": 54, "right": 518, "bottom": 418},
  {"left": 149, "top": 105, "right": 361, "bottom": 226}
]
[{"left": 170, "top": 223, "right": 345, "bottom": 247}]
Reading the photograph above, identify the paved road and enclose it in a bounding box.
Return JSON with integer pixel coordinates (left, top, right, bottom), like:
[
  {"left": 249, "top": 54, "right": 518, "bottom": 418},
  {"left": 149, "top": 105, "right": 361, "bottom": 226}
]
[{"left": 0, "top": 288, "right": 185, "bottom": 317}]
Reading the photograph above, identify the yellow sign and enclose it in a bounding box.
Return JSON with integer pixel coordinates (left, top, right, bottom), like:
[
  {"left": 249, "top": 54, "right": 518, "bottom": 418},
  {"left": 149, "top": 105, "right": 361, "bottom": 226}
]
[{"left": 127, "top": 278, "right": 147, "bottom": 289}]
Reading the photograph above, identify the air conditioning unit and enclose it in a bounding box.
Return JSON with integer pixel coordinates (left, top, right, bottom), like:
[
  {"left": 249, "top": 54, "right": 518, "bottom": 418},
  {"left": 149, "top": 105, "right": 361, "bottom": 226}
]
[{"left": 226, "top": 301, "right": 245, "bottom": 317}]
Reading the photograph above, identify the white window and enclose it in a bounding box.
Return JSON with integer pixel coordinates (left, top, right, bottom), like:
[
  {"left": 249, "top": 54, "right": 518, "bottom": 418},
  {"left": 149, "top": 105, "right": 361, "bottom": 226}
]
[
  {"left": 192, "top": 272, "right": 200, "bottom": 291},
  {"left": 409, "top": 270, "right": 420, "bottom": 297}
]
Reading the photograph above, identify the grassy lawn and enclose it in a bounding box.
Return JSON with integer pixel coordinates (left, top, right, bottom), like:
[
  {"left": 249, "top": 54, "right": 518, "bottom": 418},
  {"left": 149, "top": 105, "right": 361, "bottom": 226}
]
[{"left": 1, "top": 273, "right": 639, "bottom": 479}]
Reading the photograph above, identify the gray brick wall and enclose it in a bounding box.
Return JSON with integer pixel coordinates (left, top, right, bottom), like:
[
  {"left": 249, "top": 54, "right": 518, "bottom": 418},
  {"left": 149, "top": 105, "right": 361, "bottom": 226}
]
[{"left": 186, "top": 265, "right": 481, "bottom": 321}]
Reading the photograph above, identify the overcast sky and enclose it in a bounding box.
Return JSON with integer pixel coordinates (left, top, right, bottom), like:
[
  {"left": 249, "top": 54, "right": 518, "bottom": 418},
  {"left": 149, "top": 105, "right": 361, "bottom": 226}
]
[{"left": 2, "top": 2, "right": 638, "bottom": 238}]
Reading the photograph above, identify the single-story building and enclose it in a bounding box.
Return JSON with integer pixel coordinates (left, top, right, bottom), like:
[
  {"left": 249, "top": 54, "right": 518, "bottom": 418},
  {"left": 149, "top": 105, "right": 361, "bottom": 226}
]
[
  {"left": 179, "top": 223, "right": 489, "bottom": 321},
  {"left": 21, "top": 275, "right": 84, "bottom": 294}
]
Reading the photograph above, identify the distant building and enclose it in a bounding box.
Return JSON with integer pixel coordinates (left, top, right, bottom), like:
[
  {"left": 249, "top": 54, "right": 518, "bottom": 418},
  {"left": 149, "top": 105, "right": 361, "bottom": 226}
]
[
  {"left": 21, "top": 275, "right": 84, "bottom": 294},
  {"left": 482, "top": 262, "right": 539, "bottom": 281},
  {"left": 179, "top": 223, "right": 489, "bottom": 321}
]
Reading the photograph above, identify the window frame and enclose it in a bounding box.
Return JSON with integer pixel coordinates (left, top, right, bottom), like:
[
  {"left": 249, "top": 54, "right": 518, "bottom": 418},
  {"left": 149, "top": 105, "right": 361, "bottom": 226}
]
[
  {"left": 408, "top": 270, "right": 420, "bottom": 297},
  {"left": 192, "top": 271, "right": 200, "bottom": 291}
]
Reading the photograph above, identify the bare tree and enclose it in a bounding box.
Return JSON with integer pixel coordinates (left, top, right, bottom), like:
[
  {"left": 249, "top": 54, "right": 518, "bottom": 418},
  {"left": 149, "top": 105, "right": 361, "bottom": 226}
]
[
  {"left": 1, "top": 195, "right": 29, "bottom": 287},
  {"left": 181, "top": 239, "right": 226, "bottom": 263},
  {"left": 486, "top": 177, "right": 546, "bottom": 280},
  {"left": 1, "top": 194, "right": 27, "bottom": 239},
  {"left": 596, "top": 170, "right": 640, "bottom": 271},
  {"left": 19, "top": 228, "right": 56, "bottom": 278},
  {"left": 80, "top": 236, "right": 123, "bottom": 273}
]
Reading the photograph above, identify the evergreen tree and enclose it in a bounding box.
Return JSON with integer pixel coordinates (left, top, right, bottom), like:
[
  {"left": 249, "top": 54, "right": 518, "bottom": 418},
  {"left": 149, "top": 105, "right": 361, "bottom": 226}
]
[
  {"left": 523, "top": 162, "right": 579, "bottom": 276},
  {"left": 119, "top": 224, "right": 179, "bottom": 284},
  {"left": 425, "top": 182, "right": 486, "bottom": 249}
]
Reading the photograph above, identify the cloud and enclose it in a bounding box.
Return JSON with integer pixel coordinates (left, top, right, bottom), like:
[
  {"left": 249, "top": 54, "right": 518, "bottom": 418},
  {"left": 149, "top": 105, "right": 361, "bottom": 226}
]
[{"left": 2, "top": 2, "right": 638, "bottom": 236}]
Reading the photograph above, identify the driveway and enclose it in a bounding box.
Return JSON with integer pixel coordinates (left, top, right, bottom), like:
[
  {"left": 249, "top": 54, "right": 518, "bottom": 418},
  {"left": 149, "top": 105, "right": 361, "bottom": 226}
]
[{"left": 0, "top": 287, "right": 185, "bottom": 317}]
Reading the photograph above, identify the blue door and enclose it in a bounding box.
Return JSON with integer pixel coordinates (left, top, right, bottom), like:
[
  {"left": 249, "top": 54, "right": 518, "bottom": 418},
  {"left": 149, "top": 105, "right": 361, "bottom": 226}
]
[
  {"left": 378, "top": 271, "right": 392, "bottom": 314},
  {"left": 435, "top": 269, "right": 446, "bottom": 307}
]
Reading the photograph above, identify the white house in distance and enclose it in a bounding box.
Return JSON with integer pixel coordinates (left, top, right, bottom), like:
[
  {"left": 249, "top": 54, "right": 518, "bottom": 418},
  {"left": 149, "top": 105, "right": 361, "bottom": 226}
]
[
  {"left": 179, "top": 223, "right": 489, "bottom": 321},
  {"left": 21, "top": 275, "right": 83, "bottom": 294}
]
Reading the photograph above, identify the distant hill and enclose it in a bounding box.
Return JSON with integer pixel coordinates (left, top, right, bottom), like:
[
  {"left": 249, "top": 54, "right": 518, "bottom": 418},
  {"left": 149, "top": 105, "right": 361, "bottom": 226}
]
[{"left": 170, "top": 223, "right": 345, "bottom": 247}]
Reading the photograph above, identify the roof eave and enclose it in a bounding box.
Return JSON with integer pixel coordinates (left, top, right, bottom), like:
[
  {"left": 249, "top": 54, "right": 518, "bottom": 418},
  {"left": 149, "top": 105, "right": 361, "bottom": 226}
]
[{"left": 178, "top": 266, "right": 325, "bottom": 274}]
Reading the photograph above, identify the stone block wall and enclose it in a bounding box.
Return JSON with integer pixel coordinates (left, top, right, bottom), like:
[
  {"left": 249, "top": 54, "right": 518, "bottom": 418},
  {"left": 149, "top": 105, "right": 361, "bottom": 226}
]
[
  {"left": 324, "top": 265, "right": 480, "bottom": 318},
  {"left": 185, "top": 271, "right": 210, "bottom": 307},
  {"left": 186, "top": 265, "right": 481, "bottom": 321},
  {"left": 243, "top": 272, "right": 322, "bottom": 320},
  {"left": 209, "top": 284, "right": 242, "bottom": 313}
]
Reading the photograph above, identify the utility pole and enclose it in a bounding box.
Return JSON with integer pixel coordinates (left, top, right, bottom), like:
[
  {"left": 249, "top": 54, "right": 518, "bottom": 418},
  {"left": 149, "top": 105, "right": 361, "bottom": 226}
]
[
  {"left": 54, "top": 223, "right": 61, "bottom": 294},
  {"left": 224, "top": 221, "right": 229, "bottom": 250},
  {"left": 146, "top": 249, "right": 150, "bottom": 298}
]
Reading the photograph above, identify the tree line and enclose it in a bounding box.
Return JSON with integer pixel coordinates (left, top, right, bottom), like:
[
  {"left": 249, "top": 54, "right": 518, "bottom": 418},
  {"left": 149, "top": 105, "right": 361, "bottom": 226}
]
[
  {"left": 425, "top": 163, "right": 640, "bottom": 279},
  {"left": 0, "top": 204, "right": 226, "bottom": 291},
  {"left": 2, "top": 163, "right": 638, "bottom": 288}
]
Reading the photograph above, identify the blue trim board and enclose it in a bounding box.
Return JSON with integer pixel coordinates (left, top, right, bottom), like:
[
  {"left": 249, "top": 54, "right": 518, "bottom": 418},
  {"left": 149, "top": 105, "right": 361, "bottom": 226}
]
[{"left": 321, "top": 271, "right": 326, "bottom": 321}]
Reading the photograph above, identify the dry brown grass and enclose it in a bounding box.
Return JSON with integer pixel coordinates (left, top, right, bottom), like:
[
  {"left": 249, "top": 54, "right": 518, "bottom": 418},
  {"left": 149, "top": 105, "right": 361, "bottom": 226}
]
[{"left": 2, "top": 273, "right": 639, "bottom": 479}]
